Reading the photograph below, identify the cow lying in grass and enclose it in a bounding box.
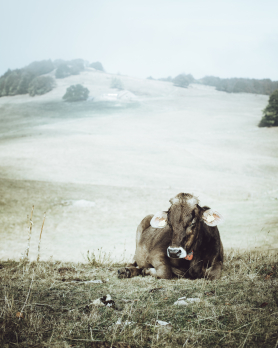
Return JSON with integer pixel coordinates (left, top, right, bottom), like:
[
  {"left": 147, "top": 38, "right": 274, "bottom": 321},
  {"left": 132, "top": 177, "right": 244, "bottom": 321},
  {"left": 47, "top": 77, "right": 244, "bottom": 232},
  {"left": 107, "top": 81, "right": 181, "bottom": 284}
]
[{"left": 118, "top": 193, "right": 224, "bottom": 280}]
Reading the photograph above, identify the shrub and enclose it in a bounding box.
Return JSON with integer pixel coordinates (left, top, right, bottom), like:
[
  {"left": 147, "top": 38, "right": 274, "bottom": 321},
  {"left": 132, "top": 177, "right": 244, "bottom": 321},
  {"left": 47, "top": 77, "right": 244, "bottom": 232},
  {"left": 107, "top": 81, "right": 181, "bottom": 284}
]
[
  {"left": 258, "top": 89, "right": 278, "bottom": 127},
  {"left": 173, "top": 74, "right": 194, "bottom": 88},
  {"left": 110, "top": 78, "right": 124, "bottom": 90},
  {"left": 28, "top": 76, "right": 56, "bottom": 96},
  {"left": 90, "top": 61, "right": 104, "bottom": 71},
  {"left": 62, "top": 84, "right": 89, "bottom": 102}
]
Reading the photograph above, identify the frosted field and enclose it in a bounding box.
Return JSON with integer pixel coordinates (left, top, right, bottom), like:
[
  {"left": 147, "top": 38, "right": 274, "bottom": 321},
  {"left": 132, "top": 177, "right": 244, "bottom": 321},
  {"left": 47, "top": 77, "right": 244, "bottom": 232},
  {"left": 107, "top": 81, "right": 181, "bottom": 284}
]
[{"left": 0, "top": 69, "right": 278, "bottom": 262}]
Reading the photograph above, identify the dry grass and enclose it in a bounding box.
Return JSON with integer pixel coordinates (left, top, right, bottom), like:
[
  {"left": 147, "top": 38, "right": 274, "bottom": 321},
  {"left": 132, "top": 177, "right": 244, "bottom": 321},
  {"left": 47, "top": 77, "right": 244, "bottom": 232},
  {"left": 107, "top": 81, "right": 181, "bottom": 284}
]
[{"left": 1, "top": 250, "right": 278, "bottom": 347}]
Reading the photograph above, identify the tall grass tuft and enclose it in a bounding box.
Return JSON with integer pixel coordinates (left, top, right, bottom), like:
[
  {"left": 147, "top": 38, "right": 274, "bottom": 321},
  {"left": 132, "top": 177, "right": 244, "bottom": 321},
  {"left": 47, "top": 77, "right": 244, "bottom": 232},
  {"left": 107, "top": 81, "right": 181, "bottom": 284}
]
[
  {"left": 86, "top": 247, "right": 129, "bottom": 267},
  {"left": 37, "top": 212, "right": 46, "bottom": 262},
  {"left": 24, "top": 205, "right": 34, "bottom": 259}
]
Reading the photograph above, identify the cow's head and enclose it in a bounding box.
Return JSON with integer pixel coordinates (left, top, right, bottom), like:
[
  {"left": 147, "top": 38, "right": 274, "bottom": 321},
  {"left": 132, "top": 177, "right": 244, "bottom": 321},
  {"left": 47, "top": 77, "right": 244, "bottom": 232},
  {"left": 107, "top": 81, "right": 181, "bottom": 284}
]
[{"left": 150, "top": 193, "right": 224, "bottom": 259}]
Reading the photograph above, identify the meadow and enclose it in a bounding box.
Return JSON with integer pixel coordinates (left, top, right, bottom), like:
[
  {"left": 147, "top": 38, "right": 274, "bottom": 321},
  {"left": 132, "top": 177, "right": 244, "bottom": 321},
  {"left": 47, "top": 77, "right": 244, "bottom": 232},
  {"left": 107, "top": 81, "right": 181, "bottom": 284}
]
[
  {"left": 0, "top": 69, "right": 277, "bottom": 262},
  {"left": 0, "top": 68, "right": 278, "bottom": 346},
  {"left": 1, "top": 250, "right": 278, "bottom": 347}
]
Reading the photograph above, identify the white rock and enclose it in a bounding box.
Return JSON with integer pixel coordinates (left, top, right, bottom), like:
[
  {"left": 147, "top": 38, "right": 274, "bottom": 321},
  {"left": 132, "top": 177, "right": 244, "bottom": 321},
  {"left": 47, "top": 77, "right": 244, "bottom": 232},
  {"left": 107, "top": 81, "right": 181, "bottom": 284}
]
[
  {"left": 178, "top": 296, "right": 187, "bottom": 301},
  {"left": 116, "top": 318, "right": 135, "bottom": 326},
  {"left": 92, "top": 298, "right": 105, "bottom": 306},
  {"left": 91, "top": 294, "right": 113, "bottom": 307},
  {"left": 174, "top": 300, "right": 188, "bottom": 306},
  {"left": 174, "top": 298, "right": 200, "bottom": 306},
  {"left": 186, "top": 298, "right": 201, "bottom": 303},
  {"left": 106, "top": 294, "right": 112, "bottom": 301},
  {"left": 71, "top": 279, "right": 103, "bottom": 284},
  {"left": 156, "top": 320, "right": 171, "bottom": 326},
  {"left": 88, "top": 279, "right": 103, "bottom": 284}
]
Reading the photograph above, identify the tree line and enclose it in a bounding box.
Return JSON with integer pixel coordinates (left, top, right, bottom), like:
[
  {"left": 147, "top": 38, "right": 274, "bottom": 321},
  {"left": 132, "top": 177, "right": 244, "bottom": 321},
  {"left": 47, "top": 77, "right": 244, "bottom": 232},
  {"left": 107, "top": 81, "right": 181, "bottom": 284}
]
[
  {"left": 0, "top": 59, "right": 104, "bottom": 97},
  {"left": 200, "top": 76, "right": 278, "bottom": 96},
  {"left": 1, "top": 60, "right": 278, "bottom": 127}
]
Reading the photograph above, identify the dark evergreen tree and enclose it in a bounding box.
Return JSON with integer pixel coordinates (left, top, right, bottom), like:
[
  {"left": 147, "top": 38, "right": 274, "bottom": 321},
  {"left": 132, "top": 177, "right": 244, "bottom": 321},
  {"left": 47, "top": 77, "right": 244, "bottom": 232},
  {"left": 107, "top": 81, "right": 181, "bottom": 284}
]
[{"left": 258, "top": 90, "right": 278, "bottom": 127}]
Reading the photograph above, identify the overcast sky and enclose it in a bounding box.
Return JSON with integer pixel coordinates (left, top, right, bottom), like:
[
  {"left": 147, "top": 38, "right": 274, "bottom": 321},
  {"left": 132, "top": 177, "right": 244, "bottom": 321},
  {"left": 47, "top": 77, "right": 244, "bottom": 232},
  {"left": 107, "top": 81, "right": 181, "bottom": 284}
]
[{"left": 0, "top": 0, "right": 277, "bottom": 80}]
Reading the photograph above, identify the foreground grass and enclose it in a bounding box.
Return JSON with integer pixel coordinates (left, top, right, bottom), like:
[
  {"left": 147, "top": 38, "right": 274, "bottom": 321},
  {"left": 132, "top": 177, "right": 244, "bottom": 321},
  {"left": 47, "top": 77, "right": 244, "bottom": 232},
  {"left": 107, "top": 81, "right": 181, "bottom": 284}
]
[{"left": 1, "top": 250, "right": 278, "bottom": 348}]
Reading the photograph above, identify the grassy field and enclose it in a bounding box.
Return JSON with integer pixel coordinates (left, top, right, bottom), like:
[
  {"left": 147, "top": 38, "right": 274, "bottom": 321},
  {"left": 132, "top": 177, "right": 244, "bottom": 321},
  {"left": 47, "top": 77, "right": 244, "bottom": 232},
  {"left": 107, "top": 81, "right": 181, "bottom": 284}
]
[
  {"left": 1, "top": 250, "right": 278, "bottom": 347},
  {"left": 0, "top": 71, "right": 278, "bottom": 262},
  {"left": 1, "top": 69, "right": 278, "bottom": 346}
]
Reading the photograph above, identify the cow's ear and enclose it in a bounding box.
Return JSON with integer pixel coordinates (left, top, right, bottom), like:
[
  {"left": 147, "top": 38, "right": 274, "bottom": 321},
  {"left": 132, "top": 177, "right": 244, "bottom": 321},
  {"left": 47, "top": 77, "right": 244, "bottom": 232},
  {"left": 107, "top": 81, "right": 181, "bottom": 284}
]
[
  {"left": 150, "top": 211, "right": 168, "bottom": 229},
  {"left": 202, "top": 209, "right": 224, "bottom": 226}
]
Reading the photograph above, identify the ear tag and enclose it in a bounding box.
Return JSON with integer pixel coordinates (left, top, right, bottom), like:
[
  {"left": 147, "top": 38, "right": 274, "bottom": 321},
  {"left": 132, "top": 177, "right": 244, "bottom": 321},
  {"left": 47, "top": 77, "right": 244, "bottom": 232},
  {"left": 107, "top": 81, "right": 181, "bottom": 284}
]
[
  {"left": 158, "top": 218, "right": 167, "bottom": 227},
  {"left": 206, "top": 215, "right": 215, "bottom": 223},
  {"left": 150, "top": 211, "right": 168, "bottom": 229},
  {"left": 203, "top": 209, "right": 224, "bottom": 226}
]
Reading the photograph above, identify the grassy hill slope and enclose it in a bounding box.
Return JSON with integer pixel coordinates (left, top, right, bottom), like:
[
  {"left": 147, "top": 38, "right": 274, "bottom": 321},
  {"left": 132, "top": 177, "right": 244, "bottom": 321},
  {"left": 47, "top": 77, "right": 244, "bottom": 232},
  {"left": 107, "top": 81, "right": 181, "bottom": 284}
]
[{"left": 0, "top": 69, "right": 277, "bottom": 262}]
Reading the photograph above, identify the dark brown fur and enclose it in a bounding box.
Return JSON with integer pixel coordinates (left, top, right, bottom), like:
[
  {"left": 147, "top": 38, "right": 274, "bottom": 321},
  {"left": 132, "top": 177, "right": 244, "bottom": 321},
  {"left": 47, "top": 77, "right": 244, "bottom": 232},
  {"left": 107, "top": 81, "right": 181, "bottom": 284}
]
[{"left": 118, "top": 193, "right": 223, "bottom": 280}]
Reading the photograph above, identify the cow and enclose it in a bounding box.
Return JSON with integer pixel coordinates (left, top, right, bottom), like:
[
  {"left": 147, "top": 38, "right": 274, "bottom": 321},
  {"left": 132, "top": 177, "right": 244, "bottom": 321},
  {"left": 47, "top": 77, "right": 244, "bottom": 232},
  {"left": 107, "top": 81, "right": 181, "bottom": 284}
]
[{"left": 118, "top": 193, "right": 224, "bottom": 280}]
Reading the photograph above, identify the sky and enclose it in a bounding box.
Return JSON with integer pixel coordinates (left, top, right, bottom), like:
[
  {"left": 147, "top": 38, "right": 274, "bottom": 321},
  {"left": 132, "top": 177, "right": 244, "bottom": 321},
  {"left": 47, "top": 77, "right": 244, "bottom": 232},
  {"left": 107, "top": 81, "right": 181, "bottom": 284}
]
[{"left": 0, "top": 0, "right": 277, "bottom": 80}]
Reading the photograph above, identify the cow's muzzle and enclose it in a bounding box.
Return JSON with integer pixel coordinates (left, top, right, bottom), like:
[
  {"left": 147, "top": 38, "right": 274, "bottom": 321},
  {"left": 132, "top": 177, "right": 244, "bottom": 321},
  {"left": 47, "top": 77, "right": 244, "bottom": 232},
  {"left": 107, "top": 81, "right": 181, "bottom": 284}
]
[{"left": 167, "top": 246, "right": 187, "bottom": 259}]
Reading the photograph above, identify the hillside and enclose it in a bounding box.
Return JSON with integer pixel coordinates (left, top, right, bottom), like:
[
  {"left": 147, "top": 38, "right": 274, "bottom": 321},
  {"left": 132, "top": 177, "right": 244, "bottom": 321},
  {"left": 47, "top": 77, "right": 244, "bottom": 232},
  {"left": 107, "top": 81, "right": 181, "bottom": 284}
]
[{"left": 0, "top": 68, "right": 278, "bottom": 262}]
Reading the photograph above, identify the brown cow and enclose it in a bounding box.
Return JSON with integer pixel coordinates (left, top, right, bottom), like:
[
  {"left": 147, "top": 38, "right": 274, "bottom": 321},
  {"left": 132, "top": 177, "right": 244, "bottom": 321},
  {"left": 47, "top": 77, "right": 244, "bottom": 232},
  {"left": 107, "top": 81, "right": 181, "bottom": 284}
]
[{"left": 118, "top": 193, "right": 224, "bottom": 280}]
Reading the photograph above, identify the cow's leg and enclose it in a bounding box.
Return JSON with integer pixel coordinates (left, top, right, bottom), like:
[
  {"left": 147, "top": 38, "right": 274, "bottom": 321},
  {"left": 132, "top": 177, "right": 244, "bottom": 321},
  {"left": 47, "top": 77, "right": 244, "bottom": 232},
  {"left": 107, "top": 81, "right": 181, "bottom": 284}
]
[
  {"left": 126, "top": 259, "right": 137, "bottom": 268},
  {"left": 142, "top": 267, "right": 157, "bottom": 277},
  {"left": 188, "top": 258, "right": 204, "bottom": 279},
  {"left": 204, "top": 261, "right": 222, "bottom": 280},
  {"left": 118, "top": 257, "right": 143, "bottom": 279},
  {"left": 118, "top": 215, "right": 154, "bottom": 280},
  {"left": 118, "top": 266, "right": 142, "bottom": 279},
  {"left": 145, "top": 254, "right": 173, "bottom": 279}
]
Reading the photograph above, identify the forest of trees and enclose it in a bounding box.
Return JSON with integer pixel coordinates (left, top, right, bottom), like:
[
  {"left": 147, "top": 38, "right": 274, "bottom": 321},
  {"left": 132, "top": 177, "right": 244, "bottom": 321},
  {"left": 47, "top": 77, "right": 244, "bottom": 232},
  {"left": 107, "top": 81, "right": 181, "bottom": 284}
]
[
  {"left": 156, "top": 74, "right": 278, "bottom": 96},
  {"left": 0, "top": 60, "right": 55, "bottom": 97},
  {"left": 199, "top": 76, "right": 278, "bottom": 96},
  {"left": 1, "top": 58, "right": 278, "bottom": 126},
  {"left": 0, "top": 59, "right": 104, "bottom": 97}
]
